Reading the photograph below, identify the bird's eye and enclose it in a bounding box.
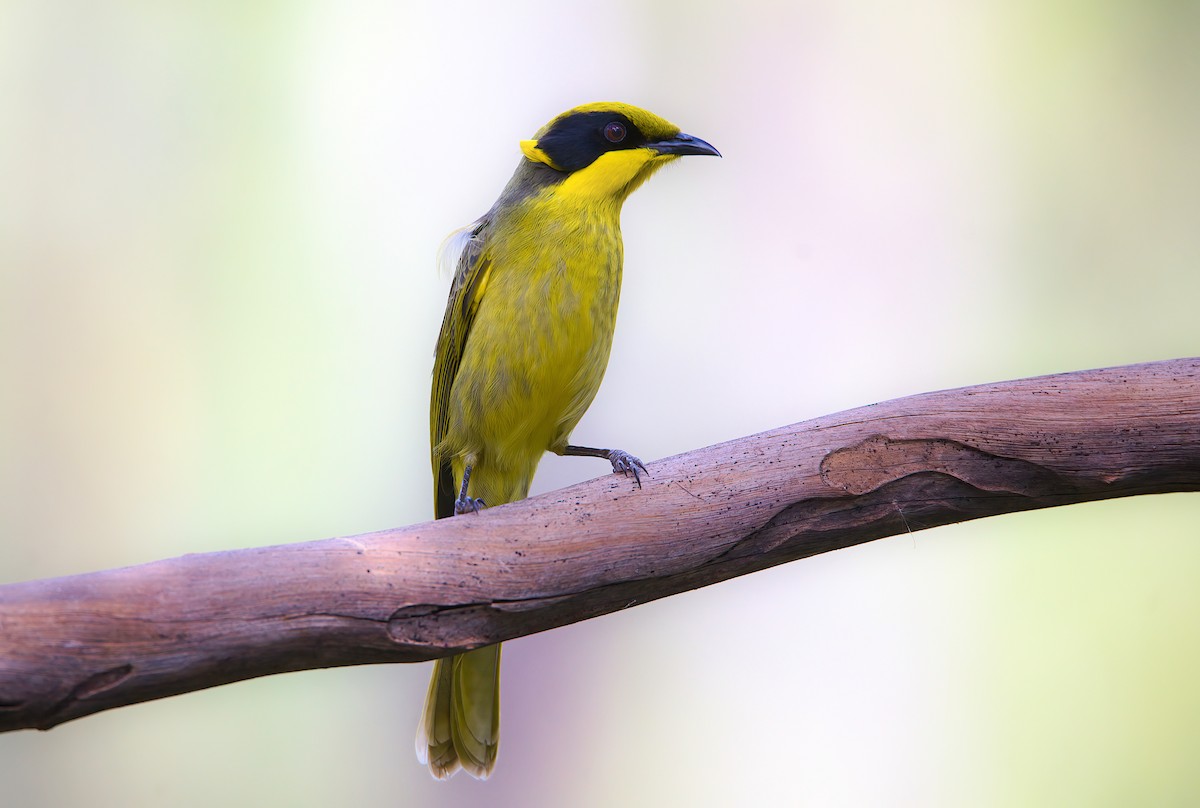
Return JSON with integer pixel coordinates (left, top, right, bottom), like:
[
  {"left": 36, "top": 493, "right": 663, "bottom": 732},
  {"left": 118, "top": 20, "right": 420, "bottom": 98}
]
[{"left": 603, "top": 121, "right": 627, "bottom": 143}]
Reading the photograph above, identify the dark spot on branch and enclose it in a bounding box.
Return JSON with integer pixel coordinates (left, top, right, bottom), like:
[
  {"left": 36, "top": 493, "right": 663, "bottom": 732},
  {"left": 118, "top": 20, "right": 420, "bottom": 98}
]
[
  {"left": 44, "top": 664, "right": 135, "bottom": 724},
  {"left": 72, "top": 664, "right": 134, "bottom": 700}
]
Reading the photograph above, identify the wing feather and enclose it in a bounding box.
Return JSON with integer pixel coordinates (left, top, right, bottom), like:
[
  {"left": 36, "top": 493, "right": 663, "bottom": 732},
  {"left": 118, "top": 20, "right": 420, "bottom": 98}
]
[{"left": 430, "top": 219, "right": 491, "bottom": 518}]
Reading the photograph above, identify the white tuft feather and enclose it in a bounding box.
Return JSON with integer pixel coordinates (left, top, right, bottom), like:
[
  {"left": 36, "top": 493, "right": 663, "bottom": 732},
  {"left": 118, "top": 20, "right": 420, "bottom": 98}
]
[{"left": 437, "top": 221, "right": 481, "bottom": 278}]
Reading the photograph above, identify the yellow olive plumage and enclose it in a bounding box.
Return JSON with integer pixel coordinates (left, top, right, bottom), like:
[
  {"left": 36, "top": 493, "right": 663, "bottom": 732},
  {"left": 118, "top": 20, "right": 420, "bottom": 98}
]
[{"left": 416, "top": 101, "right": 718, "bottom": 779}]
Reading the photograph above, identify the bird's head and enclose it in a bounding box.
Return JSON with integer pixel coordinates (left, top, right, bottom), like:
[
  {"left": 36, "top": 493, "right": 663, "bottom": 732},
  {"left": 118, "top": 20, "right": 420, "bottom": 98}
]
[{"left": 518, "top": 102, "right": 720, "bottom": 204}]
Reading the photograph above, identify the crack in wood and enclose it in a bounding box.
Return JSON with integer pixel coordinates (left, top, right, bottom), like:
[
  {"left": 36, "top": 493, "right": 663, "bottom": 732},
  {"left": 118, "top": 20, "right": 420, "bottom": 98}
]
[
  {"left": 819, "top": 434, "right": 1077, "bottom": 496},
  {"left": 44, "top": 664, "right": 135, "bottom": 725}
]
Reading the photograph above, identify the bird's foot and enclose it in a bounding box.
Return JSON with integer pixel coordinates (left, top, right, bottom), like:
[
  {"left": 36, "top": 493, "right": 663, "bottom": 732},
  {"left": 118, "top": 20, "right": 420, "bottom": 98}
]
[
  {"left": 562, "top": 444, "right": 649, "bottom": 489},
  {"left": 454, "top": 496, "right": 486, "bottom": 515},
  {"left": 607, "top": 449, "right": 648, "bottom": 488}
]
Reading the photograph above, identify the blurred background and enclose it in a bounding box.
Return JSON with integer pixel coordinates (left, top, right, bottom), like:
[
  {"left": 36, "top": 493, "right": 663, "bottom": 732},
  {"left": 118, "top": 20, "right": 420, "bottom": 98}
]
[{"left": 2, "top": 1, "right": 1198, "bottom": 805}]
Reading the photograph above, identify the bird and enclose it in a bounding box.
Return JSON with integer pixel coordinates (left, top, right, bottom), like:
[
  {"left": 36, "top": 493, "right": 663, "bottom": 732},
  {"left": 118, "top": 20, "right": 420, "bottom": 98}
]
[{"left": 416, "top": 102, "right": 719, "bottom": 779}]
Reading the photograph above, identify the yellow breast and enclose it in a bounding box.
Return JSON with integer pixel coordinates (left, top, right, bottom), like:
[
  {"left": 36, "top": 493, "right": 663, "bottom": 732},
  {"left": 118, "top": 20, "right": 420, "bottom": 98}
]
[{"left": 440, "top": 193, "right": 624, "bottom": 479}]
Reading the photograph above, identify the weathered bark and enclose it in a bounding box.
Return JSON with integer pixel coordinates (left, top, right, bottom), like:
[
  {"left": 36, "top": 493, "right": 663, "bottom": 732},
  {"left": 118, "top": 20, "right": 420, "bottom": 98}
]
[{"left": 1, "top": 358, "right": 1197, "bottom": 732}]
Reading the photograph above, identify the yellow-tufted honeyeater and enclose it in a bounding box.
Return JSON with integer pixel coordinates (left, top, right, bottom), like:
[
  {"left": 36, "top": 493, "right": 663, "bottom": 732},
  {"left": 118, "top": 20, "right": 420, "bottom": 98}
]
[{"left": 416, "top": 102, "right": 719, "bottom": 779}]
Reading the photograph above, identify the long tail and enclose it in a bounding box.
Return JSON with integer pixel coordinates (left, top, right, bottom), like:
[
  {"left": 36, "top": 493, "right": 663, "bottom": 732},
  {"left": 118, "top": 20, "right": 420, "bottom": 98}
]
[{"left": 416, "top": 644, "right": 502, "bottom": 779}]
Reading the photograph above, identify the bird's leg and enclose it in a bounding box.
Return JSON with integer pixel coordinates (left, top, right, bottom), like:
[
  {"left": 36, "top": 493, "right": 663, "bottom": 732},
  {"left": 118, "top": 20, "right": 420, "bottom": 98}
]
[
  {"left": 454, "top": 464, "right": 486, "bottom": 515},
  {"left": 563, "top": 445, "right": 648, "bottom": 488}
]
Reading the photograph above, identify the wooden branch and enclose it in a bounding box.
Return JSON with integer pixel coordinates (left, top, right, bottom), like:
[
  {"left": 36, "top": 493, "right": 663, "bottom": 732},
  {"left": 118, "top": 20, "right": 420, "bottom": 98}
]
[{"left": 2, "top": 358, "right": 1198, "bottom": 733}]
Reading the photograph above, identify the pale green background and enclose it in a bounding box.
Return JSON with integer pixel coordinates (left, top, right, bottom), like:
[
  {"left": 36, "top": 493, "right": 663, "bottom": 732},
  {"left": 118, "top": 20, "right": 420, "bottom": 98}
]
[{"left": 2, "top": 1, "right": 1199, "bottom": 806}]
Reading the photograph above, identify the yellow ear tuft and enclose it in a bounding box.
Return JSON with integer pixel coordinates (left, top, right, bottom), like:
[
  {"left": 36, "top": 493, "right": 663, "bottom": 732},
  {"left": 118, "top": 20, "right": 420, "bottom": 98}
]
[{"left": 519, "top": 139, "right": 563, "bottom": 171}]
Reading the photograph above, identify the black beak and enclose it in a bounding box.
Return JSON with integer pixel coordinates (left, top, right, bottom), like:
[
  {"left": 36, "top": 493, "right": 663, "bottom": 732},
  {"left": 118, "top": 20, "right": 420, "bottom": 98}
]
[{"left": 652, "top": 132, "right": 721, "bottom": 158}]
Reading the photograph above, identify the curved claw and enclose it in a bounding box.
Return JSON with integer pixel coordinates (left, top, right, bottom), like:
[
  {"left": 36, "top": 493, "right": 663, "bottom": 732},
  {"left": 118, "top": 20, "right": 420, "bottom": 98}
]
[
  {"left": 608, "top": 450, "right": 648, "bottom": 489},
  {"left": 454, "top": 496, "right": 486, "bottom": 515}
]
